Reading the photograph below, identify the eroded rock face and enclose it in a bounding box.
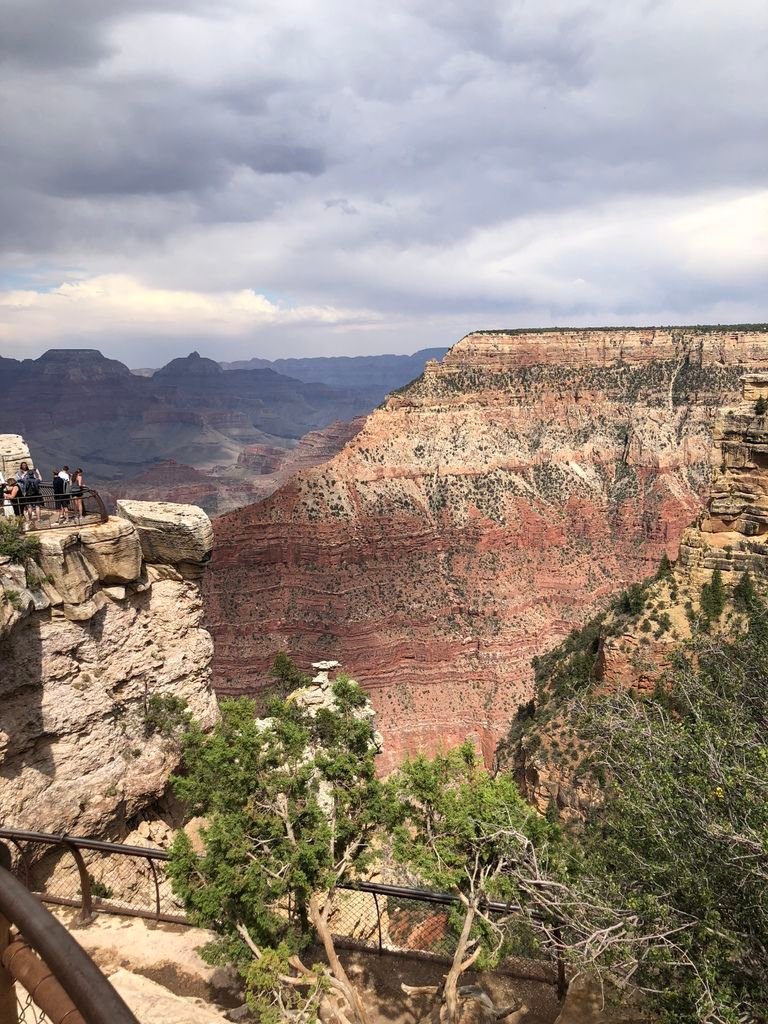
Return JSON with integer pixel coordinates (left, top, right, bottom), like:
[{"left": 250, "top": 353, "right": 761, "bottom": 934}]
[
  {"left": 0, "top": 434, "right": 32, "bottom": 478},
  {"left": 206, "top": 326, "right": 768, "bottom": 772},
  {"left": 117, "top": 500, "right": 214, "bottom": 579},
  {"left": 0, "top": 492, "right": 218, "bottom": 837},
  {"left": 510, "top": 373, "right": 768, "bottom": 815}
]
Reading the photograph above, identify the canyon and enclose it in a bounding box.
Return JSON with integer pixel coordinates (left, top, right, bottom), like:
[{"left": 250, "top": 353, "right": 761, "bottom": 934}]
[
  {"left": 0, "top": 348, "right": 438, "bottom": 515},
  {"left": 505, "top": 370, "right": 768, "bottom": 819},
  {"left": 206, "top": 325, "right": 768, "bottom": 772}
]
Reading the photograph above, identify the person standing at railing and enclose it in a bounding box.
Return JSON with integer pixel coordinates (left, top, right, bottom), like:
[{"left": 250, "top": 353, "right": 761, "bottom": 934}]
[
  {"left": 56, "top": 466, "right": 72, "bottom": 524},
  {"left": 18, "top": 462, "right": 43, "bottom": 525},
  {"left": 70, "top": 468, "right": 85, "bottom": 522},
  {"left": 4, "top": 477, "right": 22, "bottom": 517},
  {"left": 52, "top": 468, "right": 65, "bottom": 515},
  {"left": 0, "top": 473, "right": 15, "bottom": 518}
]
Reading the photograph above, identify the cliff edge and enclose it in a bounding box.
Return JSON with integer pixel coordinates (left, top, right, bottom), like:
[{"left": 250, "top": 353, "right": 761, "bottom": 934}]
[{"left": 0, "top": 449, "right": 218, "bottom": 837}]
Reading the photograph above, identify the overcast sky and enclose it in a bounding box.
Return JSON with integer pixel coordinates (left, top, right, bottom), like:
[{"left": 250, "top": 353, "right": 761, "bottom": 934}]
[{"left": 0, "top": 0, "right": 766, "bottom": 366}]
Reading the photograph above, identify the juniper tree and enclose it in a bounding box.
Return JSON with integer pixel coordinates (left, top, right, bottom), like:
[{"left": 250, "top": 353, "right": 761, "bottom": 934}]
[
  {"left": 576, "top": 602, "right": 768, "bottom": 1022},
  {"left": 168, "top": 678, "right": 383, "bottom": 1024},
  {"left": 384, "top": 744, "right": 571, "bottom": 1024}
]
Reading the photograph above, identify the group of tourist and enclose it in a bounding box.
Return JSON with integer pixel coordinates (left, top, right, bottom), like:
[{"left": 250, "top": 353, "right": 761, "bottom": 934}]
[{"left": 1, "top": 464, "right": 86, "bottom": 526}]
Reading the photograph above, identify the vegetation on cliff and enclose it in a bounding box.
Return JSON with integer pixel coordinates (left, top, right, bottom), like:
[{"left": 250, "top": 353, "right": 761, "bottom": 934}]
[
  {"left": 169, "top": 654, "right": 746, "bottom": 1024},
  {"left": 0, "top": 518, "right": 40, "bottom": 564},
  {"left": 504, "top": 573, "right": 768, "bottom": 1023}
]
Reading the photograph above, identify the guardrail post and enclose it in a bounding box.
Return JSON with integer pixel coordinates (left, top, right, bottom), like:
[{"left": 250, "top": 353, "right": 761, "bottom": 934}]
[
  {"left": 147, "top": 858, "right": 161, "bottom": 920},
  {"left": 0, "top": 848, "right": 18, "bottom": 1024},
  {"left": 62, "top": 842, "right": 94, "bottom": 925},
  {"left": 0, "top": 915, "right": 17, "bottom": 1024},
  {"left": 372, "top": 892, "right": 383, "bottom": 954}
]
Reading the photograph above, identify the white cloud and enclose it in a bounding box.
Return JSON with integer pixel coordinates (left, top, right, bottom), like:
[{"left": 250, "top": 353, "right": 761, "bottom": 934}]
[{"left": 0, "top": 275, "right": 379, "bottom": 351}]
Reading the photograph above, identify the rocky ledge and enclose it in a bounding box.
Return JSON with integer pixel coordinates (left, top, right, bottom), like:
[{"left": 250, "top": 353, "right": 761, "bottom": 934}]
[{"left": 0, "top": 491, "right": 218, "bottom": 838}]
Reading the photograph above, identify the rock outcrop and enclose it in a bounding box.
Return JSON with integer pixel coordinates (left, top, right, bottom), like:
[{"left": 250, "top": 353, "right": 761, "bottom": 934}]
[
  {"left": 117, "top": 500, "right": 214, "bottom": 579},
  {"left": 0, "top": 477, "right": 218, "bottom": 837},
  {"left": 592, "top": 371, "right": 768, "bottom": 691},
  {"left": 206, "top": 326, "right": 768, "bottom": 772}
]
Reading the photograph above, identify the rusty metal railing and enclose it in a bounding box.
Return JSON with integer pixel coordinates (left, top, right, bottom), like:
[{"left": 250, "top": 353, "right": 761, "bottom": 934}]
[
  {"left": 0, "top": 829, "right": 185, "bottom": 927},
  {"left": 0, "top": 842, "right": 139, "bottom": 1024},
  {"left": 4, "top": 485, "right": 107, "bottom": 532}
]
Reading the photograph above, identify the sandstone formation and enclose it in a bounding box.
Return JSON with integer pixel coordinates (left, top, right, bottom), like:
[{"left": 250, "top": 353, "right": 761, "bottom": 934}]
[
  {"left": 597, "top": 371, "right": 768, "bottom": 691},
  {"left": 509, "top": 372, "right": 768, "bottom": 815},
  {"left": 117, "top": 499, "right": 214, "bottom": 579},
  {"left": 0, "top": 461, "right": 218, "bottom": 837},
  {"left": 0, "top": 435, "right": 32, "bottom": 479},
  {"left": 206, "top": 326, "right": 768, "bottom": 772},
  {"left": 107, "top": 969, "right": 230, "bottom": 1024}
]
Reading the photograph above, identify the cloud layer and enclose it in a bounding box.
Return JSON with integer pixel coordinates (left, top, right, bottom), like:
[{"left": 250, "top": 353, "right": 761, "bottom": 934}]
[{"left": 1, "top": 0, "right": 766, "bottom": 363}]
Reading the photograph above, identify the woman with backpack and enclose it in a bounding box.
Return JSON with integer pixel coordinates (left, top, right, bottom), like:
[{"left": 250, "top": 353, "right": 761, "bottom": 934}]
[{"left": 18, "top": 461, "right": 43, "bottom": 525}]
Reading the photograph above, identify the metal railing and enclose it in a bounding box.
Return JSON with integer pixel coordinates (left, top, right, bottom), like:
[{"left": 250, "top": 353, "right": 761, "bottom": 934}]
[
  {"left": 4, "top": 485, "right": 107, "bottom": 532},
  {"left": 0, "top": 842, "right": 139, "bottom": 1024},
  {"left": 0, "top": 830, "right": 185, "bottom": 927},
  {"left": 0, "top": 828, "right": 566, "bottom": 998}
]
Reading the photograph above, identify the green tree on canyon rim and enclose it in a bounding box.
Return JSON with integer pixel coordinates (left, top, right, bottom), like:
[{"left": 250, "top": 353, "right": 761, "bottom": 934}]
[
  {"left": 519, "top": 571, "right": 768, "bottom": 1023},
  {"left": 167, "top": 675, "right": 383, "bottom": 1024},
  {"left": 384, "top": 743, "right": 568, "bottom": 1024}
]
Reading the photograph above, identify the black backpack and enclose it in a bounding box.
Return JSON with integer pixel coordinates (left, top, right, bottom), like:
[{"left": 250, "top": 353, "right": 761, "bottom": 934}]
[{"left": 23, "top": 472, "right": 40, "bottom": 497}]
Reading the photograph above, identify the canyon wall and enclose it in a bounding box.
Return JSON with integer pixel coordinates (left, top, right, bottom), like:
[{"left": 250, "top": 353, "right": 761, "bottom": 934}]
[
  {"left": 206, "top": 326, "right": 768, "bottom": 772},
  {"left": 506, "top": 371, "right": 768, "bottom": 817},
  {"left": 0, "top": 481, "right": 218, "bottom": 836}
]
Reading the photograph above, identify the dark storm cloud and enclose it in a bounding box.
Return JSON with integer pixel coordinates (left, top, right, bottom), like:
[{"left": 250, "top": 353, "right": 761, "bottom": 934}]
[
  {"left": 0, "top": 0, "right": 212, "bottom": 69},
  {"left": 0, "top": 0, "right": 766, "bottom": 361}
]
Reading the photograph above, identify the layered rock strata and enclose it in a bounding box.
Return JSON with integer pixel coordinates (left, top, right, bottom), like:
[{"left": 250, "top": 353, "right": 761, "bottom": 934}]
[
  {"left": 511, "top": 372, "right": 768, "bottom": 815},
  {"left": 0, "top": 482, "right": 218, "bottom": 836},
  {"left": 206, "top": 326, "right": 768, "bottom": 772}
]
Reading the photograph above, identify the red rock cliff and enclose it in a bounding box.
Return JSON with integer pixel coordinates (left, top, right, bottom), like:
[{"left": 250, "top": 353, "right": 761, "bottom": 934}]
[{"left": 206, "top": 326, "right": 768, "bottom": 772}]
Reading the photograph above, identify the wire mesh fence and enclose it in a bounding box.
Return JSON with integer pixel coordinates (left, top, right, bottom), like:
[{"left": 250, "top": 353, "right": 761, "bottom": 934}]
[
  {"left": 326, "top": 884, "right": 558, "bottom": 985},
  {"left": 16, "top": 987, "right": 51, "bottom": 1024},
  {"left": 0, "top": 829, "right": 560, "bottom": 987},
  {"left": 2, "top": 831, "right": 186, "bottom": 925}
]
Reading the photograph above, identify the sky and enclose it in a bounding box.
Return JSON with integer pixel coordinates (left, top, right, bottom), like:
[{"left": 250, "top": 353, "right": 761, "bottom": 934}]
[{"left": 0, "top": 0, "right": 766, "bottom": 366}]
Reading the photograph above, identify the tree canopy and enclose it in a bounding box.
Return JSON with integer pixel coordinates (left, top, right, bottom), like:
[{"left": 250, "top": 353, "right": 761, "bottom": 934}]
[{"left": 168, "top": 678, "right": 383, "bottom": 1024}]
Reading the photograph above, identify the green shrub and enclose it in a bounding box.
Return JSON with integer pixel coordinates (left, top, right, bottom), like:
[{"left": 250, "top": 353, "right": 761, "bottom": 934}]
[
  {"left": 143, "top": 694, "right": 191, "bottom": 739},
  {"left": 700, "top": 568, "right": 726, "bottom": 620},
  {"left": 0, "top": 519, "right": 40, "bottom": 564}
]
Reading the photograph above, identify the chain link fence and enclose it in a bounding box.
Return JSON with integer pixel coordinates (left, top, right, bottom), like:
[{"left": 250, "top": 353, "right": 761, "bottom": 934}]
[
  {"left": 17, "top": 988, "right": 51, "bottom": 1024},
  {"left": 1, "top": 829, "right": 560, "bottom": 989}
]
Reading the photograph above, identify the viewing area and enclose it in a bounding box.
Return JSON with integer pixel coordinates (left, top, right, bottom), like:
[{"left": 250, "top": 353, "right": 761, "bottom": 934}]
[{"left": 9, "top": 484, "right": 108, "bottom": 533}]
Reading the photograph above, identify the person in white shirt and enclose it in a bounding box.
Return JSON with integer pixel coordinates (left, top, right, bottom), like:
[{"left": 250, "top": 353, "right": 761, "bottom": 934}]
[{"left": 56, "top": 466, "right": 72, "bottom": 523}]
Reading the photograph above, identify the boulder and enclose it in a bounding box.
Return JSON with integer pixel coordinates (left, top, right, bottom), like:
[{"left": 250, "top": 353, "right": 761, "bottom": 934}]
[
  {"left": 78, "top": 518, "right": 143, "bottom": 583},
  {"left": 0, "top": 434, "right": 32, "bottom": 479},
  {"left": 116, "top": 501, "right": 214, "bottom": 579}
]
